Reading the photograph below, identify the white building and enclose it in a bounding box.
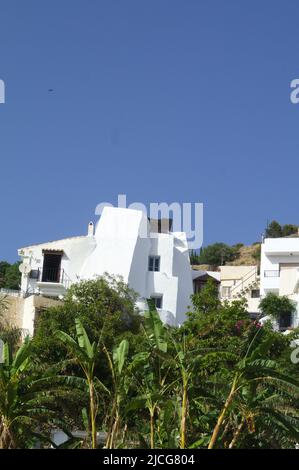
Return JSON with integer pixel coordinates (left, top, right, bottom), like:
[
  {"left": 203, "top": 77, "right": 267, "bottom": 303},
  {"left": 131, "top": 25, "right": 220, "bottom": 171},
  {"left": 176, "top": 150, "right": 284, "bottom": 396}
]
[
  {"left": 219, "top": 265, "right": 260, "bottom": 317},
  {"left": 18, "top": 207, "right": 193, "bottom": 332},
  {"left": 260, "top": 236, "right": 299, "bottom": 329}
]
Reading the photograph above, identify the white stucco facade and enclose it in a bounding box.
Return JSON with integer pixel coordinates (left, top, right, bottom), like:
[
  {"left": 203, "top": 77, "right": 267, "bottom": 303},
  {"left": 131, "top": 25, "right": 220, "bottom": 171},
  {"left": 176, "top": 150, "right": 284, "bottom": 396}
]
[
  {"left": 260, "top": 237, "right": 299, "bottom": 328},
  {"left": 18, "top": 207, "right": 193, "bottom": 328},
  {"left": 219, "top": 265, "right": 260, "bottom": 315}
]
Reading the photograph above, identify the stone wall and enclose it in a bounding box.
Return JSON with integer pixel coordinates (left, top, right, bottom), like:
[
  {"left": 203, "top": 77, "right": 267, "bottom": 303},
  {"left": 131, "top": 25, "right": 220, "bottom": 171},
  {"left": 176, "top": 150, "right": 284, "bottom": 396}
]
[{"left": 0, "top": 294, "right": 63, "bottom": 335}]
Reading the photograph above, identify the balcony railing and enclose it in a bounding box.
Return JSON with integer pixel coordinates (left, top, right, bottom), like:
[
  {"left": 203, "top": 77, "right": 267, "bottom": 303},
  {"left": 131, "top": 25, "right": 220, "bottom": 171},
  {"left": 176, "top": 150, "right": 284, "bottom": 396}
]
[
  {"left": 37, "top": 267, "right": 72, "bottom": 289},
  {"left": 264, "top": 270, "right": 280, "bottom": 277}
]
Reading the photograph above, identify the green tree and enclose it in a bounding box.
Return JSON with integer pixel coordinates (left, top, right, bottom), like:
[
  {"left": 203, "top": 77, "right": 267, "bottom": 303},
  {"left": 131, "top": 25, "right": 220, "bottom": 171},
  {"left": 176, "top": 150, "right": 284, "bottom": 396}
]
[
  {"left": 189, "top": 250, "right": 200, "bottom": 265},
  {"left": 208, "top": 328, "right": 299, "bottom": 448},
  {"left": 127, "top": 309, "right": 174, "bottom": 449},
  {"left": 32, "top": 275, "right": 142, "bottom": 364},
  {"left": 0, "top": 262, "right": 21, "bottom": 290},
  {"left": 265, "top": 221, "right": 298, "bottom": 238},
  {"left": 281, "top": 224, "right": 298, "bottom": 237},
  {"left": 0, "top": 338, "right": 78, "bottom": 448},
  {"left": 55, "top": 318, "right": 109, "bottom": 449},
  {"left": 265, "top": 220, "right": 282, "bottom": 238},
  {"left": 259, "top": 293, "right": 296, "bottom": 326},
  {"left": 198, "top": 243, "right": 239, "bottom": 266},
  {"left": 103, "top": 339, "right": 129, "bottom": 448}
]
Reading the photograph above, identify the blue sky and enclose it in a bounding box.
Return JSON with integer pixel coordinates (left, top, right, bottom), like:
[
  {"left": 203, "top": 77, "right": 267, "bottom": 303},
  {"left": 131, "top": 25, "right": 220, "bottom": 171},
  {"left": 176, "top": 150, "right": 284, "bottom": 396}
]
[{"left": 1, "top": 0, "right": 299, "bottom": 261}]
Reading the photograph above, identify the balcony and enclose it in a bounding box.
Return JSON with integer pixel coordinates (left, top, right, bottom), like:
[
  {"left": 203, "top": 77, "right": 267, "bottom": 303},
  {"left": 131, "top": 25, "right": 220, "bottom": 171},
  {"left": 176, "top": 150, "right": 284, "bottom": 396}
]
[
  {"left": 264, "top": 270, "right": 280, "bottom": 277},
  {"left": 36, "top": 267, "right": 71, "bottom": 297}
]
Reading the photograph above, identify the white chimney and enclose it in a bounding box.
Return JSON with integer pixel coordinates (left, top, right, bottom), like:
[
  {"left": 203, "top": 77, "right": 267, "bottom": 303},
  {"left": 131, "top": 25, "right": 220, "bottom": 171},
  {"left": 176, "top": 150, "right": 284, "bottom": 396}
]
[{"left": 87, "top": 221, "right": 94, "bottom": 237}]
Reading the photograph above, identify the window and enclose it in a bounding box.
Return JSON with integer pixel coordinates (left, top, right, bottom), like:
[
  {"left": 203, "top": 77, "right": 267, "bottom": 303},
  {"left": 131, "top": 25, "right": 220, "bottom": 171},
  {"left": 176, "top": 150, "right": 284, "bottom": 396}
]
[
  {"left": 221, "top": 286, "right": 231, "bottom": 298},
  {"left": 29, "top": 269, "right": 39, "bottom": 280},
  {"left": 279, "top": 313, "right": 292, "bottom": 331},
  {"left": 42, "top": 253, "right": 62, "bottom": 283},
  {"left": 251, "top": 289, "right": 260, "bottom": 298},
  {"left": 148, "top": 256, "right": 160, "bottom": 272},
  {"left": 150, "top": 295, "right": 163, "bottom": 309},
  {"left": 264, "top": 270, "right": 280, "bottom": 277}
]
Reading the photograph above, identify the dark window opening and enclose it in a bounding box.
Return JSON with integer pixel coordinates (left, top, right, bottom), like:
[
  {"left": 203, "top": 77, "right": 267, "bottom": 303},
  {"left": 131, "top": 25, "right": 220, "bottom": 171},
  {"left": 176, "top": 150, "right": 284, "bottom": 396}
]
[
  {"left": 251, "top": 289, "right": 260, "bottom": 298},
  {"left": 279, "top": 313, "right": 292, "bottom": 331},
  {"left": 150, "top": 295, "right": 163, "bottom": 309},
  {"left": 148, "top": 256, "right": 160, "bottom": 272},
  {"left": 42, "top": 254, "right": 62, "bottom": 283},
  {"left": 29, "top": 269, "right": 39, "bottom": 280}
]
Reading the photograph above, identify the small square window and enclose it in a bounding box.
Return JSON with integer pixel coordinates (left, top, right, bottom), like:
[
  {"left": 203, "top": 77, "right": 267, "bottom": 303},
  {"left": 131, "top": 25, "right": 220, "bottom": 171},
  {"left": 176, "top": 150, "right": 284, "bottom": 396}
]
[
  {"left": 251, "top": 289, "right": 260, "bottom": 298},
  {"left": 222, "top": 286, "right": 231, "bottom": 298},
  {"left": 150, "top": 295, "right": 163, "bottom": 309},
  {"left": 29, "top": 269, "right": 39, "bottom": 280},
  {"left": 148, "top": 256, "right": 160, "bottom": 272}
]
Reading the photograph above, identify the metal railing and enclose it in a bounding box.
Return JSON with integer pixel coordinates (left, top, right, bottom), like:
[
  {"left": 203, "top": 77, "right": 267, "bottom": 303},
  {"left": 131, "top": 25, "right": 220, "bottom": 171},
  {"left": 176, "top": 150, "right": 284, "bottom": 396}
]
[
  {"left": 39, "top": 266, "right": 61, "bottom": 283},
  {"left": 264, "top": 270, "right": 280, "bottom": 277},
  {"left": 0, "top": 288, "right": 24, "bottom": 298},
  {"left": 38, "top": 267, "right": 72, "bottom": 289},
  {"left": 229, "top": 267, "right": 258, "bottom": 296}
]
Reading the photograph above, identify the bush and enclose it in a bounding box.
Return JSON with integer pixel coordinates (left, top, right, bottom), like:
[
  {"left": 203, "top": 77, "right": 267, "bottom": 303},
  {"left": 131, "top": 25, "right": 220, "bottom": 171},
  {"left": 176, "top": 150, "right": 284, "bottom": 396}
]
[{"left": 259, "top": 293, "right": 296, "bottom": 320}]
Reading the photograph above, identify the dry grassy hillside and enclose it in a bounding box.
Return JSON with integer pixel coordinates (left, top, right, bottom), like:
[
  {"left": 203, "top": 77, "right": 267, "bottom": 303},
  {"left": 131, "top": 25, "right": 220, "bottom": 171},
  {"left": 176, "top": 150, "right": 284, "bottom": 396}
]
[
  {"left": 191, "top": 243, "right": 261, "bottom": 271},
  {"left": 229, "top": 243, "right": 260, "bottom": 266}
]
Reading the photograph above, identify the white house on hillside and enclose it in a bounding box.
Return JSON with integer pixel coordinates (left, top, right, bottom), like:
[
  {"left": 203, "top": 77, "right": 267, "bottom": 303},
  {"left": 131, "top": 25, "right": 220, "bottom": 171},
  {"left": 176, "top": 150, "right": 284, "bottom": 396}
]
[
  {"left": 260, "top": 236, "right": 299, "bottom": 329},
  {"left": 18, "top": 207, "right": 193, "bottom": 331},
  {"left": 219, "top": 265, "right": 260, "bottom": 317}
]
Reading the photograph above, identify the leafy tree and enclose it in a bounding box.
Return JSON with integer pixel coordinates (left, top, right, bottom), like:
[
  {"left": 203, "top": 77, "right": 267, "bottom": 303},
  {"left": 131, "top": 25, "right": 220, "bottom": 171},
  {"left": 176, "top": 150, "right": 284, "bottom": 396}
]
[
  {"left": 265, "top": 221, "right": 298, "bottom": 238},
  {"left": 32, "top": 275, "right": 142, "bottom": 364},
  {"left": 189, "top": 250, "right": 201, "bottom": 265},
  {"left": 1, "top": 275, "right": 298, "bottom": 449},
  {"left": 0, "top": 262, "right": 21, "bottom": 290},
  {"left": 55, "top": 319, "right": 109, "bottom": 449},
  {"left": 127, "top": 309, "right": 173, "bottom": 449},
  {"left": 190, "top": 278, "right": 220, "bottom": 316},
  {"left": 0, "top": 338, "right": 80, "bottom": 448},
  {"left": 259, "top": 293, "right": 296, "bottom": 324},
  {"left": 0, "top": 262, "right": 10, "bottom": 287},
  {"left": 282, "top": 224, "right": 298, "bottom": 237},
  {"left": 198, "top": 243, "right": 239, "bottom": 266},
  {"left": 103, "top": 339, "right": 129, "bottom": 448},
  {"left": 208, "top": 328, "right": 299, "bottom": 448},
  {"left": 265, "top": 221, "right": 282, "bottom": 238}
]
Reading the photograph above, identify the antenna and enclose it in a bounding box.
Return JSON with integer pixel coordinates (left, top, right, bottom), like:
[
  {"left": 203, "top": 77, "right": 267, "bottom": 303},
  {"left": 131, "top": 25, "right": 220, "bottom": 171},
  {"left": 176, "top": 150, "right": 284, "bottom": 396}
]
[{"left": 19, "top": 263, "right": 31, "bottom": 275}]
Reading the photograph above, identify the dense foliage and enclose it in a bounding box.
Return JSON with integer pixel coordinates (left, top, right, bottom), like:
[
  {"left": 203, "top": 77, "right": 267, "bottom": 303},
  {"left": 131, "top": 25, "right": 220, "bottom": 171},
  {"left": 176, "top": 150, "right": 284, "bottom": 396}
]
[
  {"left": 0, "top": 261, "right": 21, "bottom": 290},
  {"left": 265, "top": 221, "right": 298, "bottom": 238},
  {"left": 190, "top": 243, "right": 240, "bottom": 266},
  {"left": 0, "top": 278, "right": 298, "bottom": 449},
  {"left": 259, "top": 293, "right": 297, "bottom": 321}
]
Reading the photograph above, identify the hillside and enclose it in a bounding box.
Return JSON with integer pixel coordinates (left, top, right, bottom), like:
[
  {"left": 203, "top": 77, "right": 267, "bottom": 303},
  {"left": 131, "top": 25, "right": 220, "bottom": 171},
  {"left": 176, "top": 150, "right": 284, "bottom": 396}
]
[
  {"left": 192, "top": 243, "right": 261, "bottom": 270},
  {"left": 229, "top": 243, "right": 260, "bottom": 266}
]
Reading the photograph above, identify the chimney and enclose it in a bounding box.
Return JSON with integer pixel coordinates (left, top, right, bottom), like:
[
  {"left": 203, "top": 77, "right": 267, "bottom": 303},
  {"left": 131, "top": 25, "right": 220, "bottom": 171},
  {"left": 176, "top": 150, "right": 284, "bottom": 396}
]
[{"left": 87, "top": 221, "right": 94, "bottom": 237}]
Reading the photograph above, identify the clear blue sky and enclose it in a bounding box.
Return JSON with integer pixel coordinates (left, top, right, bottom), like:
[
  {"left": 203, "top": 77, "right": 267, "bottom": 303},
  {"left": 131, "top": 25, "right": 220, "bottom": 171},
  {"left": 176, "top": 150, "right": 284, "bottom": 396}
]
[{"left": 1, "top": 0, "right": 299, "bottom": 262}]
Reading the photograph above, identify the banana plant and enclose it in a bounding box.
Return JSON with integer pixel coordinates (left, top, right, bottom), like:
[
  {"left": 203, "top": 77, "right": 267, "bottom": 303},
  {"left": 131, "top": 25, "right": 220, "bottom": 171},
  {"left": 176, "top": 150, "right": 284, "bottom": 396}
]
[
  {"left": 0, "top": 338, "right": 32, "bottom": 448},
  {"left": 126, "top": 308, "right": 175, "bottom": 449},
  {"left": 103, "top": 338, "right": 129, "bottom": 448},
  {"left": 0, "top": 338, "right": 77, "bottom": 448},
  {"left": 208, "top": 329, "right": 299, "bottom": 448},
  {"left": 55, "top": 318, "right": 109, "bottom": 449}
]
